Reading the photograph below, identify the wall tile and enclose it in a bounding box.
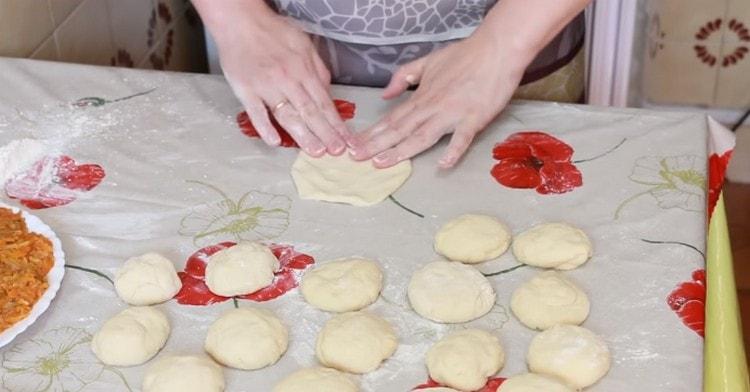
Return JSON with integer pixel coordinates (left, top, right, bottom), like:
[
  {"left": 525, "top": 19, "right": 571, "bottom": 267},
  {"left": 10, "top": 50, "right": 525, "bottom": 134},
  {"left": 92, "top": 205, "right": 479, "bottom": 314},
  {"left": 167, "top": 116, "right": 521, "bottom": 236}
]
[
  {"left": 651, "top": 0, "right": 728, "bottom": 44},
  {"left": 49, "top": 0, "right": 83, "bottom": 26},
  {"left": 55, "top": 0, "right": 115, "bottom": 65},
  {"left": 642, "top": 41, "right": 718, "bottom": 106},
  {"left": 30, "top": 35, "right": 58, "bottom": 61},
  {"left": 0, "top": 0, "right": 55, "bottom": 57},
  {"left": 106, "top": 0, "right": 154, "bottom": 66},
  {"left": 163, "top": 11, "right": 206, "bottom": 72},
  {"left": 714, "top": 46, "right": 750, "bottom": 108}
]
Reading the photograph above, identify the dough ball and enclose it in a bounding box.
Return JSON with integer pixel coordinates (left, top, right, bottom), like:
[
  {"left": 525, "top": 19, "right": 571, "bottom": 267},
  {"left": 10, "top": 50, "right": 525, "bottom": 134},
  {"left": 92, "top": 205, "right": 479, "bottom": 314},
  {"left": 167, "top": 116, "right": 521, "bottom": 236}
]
[
  {"left": 512, "top": 223, "right": 592, "bottom": 270},
  {"left": 91, "top": 306, "right": 169, "bottom": 366},
  {"left": 205, "top": 307, "right": 288, "bottom": 370},
  {"left": 301, "top": 258, "right": 383, "bottom": 312},
  {"left": 527, "top": 325, "right": 610, "bottom": 389},
  {"left": 499, "top": 373, "right": 573, "bottom": 392},
  {"left": 205, "top": 242, "right": 279, "bottom": 297},
  {"left": 316, "top": 311, "right": 397, "bottom": 374},
  {"left": 434, "top": 214, "right": 511, "bottom": 264},
  {"left": 510, "top": 271, "right": 590, "bottom": 330},
  {"left": 273, "top": 367, "right": 358, "bottom": 392},
  {"left": 143, "top": 355, "right": 224, "bottom": 392},
  {"left": 408, "top": 261, "right": 496, "bottom": 323},
  {"left": 291, "top": 151, "right": 412, "bottom": 206},
  {"left": 426, "top": 329, "right": 505, "bottom": 391},
  {"left": 114, "top": 252, "right": 181, "bottom": 305}
]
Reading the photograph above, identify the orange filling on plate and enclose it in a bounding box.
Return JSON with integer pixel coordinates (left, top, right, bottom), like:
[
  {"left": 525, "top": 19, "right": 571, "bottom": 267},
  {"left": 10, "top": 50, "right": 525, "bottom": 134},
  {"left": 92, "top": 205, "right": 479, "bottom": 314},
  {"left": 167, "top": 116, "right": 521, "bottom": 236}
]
[{"left": 0, "top": 207, "right": 54, "bottom": 332}]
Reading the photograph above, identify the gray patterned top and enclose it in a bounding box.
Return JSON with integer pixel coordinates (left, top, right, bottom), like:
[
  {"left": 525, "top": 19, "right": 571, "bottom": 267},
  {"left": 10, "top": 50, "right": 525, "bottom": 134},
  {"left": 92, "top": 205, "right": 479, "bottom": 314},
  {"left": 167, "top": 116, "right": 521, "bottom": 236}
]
[
  {"left": 271, "top": 0, "right": 497, "bottom": 45},
  {"left": 267, "top": 1, "right": 585, "bottom": 87}
]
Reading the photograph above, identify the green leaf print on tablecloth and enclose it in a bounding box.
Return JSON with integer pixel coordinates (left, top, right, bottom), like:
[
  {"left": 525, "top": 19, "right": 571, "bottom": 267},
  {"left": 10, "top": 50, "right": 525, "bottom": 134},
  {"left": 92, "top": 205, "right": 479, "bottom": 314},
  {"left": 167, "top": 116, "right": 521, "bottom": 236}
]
[
  {"left": 615, "top": 155, "right": 706, "bottom": 219},
  {"left": 179, "top": 180, "right": 291, "bottom": 245},
  {"left": 1, "top": 327, "right": 133, "bottom": 391}
]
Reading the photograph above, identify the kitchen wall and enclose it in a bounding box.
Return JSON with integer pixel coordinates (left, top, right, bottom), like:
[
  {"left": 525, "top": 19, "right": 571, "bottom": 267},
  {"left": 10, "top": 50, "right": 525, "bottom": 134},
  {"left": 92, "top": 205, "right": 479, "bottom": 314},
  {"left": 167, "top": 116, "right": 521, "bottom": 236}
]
[
  {"left": 0, "top": 0, "right": 206, "bottom": 72},
  {"left": 643, "top": 0, "right": 749, "bottom": 109}
]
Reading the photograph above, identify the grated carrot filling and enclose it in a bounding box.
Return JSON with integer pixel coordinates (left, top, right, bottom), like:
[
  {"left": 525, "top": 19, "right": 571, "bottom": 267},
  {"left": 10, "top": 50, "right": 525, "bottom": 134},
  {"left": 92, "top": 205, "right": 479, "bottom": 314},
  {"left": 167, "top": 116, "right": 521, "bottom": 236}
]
[{"left": 0, "top": 208, "right": 53, "bottom": 332}]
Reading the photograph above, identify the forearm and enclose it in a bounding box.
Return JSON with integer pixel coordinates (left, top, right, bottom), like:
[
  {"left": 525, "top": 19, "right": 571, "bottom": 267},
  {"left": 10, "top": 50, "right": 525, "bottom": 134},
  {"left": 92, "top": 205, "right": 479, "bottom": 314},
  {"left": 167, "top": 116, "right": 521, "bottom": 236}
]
[
  {"left": 475, "top": 0, "right": 591, "bottom": 69},
  {"left": 192, "top": 0, "right": 275, "bottom": 41}
]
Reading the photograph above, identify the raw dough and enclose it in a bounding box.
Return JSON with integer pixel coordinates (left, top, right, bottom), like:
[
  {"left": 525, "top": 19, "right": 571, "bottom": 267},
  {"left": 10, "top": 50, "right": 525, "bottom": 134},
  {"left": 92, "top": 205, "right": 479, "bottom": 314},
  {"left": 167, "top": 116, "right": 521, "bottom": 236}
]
[
  {"left": 114, "top": 252, "right": 181, "bottom": 305},
  {"left": 434, "top": 214, "right": 511, "bottom": 264},
  {"left": 408, "top": 261, "right": 496, "bottom": 323},
  {"left": 527, "top": 325, "right": 610, "bottom": 389},
  {"left": 205, "top": 242, "right": 279, "bottom": 296},
  {"left": 316, "top": 311, "right": 397, "bottom": 374},
  {"left": 91, "top": 306, "right": 169, "bottom": 366},
  {"left": 512, "top": 223, "right": 592, "bottom": 270},
  {"left": 205, "top": 307, "right": 288, "bottom": 370},
  {"left": 143, "top": 355, "right": 224, "bottom": 392},
  {"left": 499, "top": 373, "right": 573, "bottom": 392},
  {"left": 301, "top": 258, "right": 383, "bottom": 312},
  {"left": 290, "top": 151, "right": 412, "bottom": 206},
  {"left": 273, "top": 367, "right": 358, "bottom": 392},
  {"left": 426, "top": 329, "right": 505, "bottom": 391},
  {"left": 510, "top": 271, "right": 590, "bottom": 330}
]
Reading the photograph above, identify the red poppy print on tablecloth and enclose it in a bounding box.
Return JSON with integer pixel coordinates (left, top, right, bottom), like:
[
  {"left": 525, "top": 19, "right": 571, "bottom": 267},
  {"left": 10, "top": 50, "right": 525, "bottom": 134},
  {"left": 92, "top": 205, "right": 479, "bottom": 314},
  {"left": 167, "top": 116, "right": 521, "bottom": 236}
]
[
  {"left": 491, "top": 131, "right": 582, "bottom": 194},
  {"left": 708, "top": 150, "right": 733, "bottom": 219},
  {"left": 174, "top": 241, "right": 315, "bottom": 305},
  {"left": 237, "top": 99, "right": 356, "bottom": 148},
  {"left": 414, "top": 377, "right": 506, "bottom": 392},
  {"left": 5, "top": 155, "right": 105, "bottom": 209},
  {"left": 667, "top": 269, "right": 705, "bottom": 337}
]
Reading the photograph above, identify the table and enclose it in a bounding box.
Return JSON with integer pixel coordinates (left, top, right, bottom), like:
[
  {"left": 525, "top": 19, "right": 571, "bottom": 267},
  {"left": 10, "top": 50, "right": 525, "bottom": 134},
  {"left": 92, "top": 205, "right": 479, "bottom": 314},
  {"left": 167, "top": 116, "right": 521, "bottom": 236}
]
[{"left": 0, "top": 58, "right": 744, "bottom": 391}]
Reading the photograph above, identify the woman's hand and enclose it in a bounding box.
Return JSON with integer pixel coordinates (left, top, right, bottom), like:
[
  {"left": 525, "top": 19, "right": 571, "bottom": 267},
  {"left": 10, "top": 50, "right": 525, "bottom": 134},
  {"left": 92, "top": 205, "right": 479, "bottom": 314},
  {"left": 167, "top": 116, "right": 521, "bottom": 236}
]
[
  {"left": 194, "top": 0, "right": 349, "bottom": 157},
  {"left": 349, "top": 32, "right": 530, "bottom": 169},
  {"left": 349, "top": 0, "right": 589, "bottom": 168}
]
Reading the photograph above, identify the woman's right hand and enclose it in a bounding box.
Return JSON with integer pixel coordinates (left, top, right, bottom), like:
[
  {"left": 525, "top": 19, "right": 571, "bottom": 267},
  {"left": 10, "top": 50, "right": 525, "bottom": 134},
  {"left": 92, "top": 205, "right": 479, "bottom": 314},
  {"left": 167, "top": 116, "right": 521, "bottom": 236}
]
[{"left": 193, "top": 0, "right": 349, "bottom": 156}]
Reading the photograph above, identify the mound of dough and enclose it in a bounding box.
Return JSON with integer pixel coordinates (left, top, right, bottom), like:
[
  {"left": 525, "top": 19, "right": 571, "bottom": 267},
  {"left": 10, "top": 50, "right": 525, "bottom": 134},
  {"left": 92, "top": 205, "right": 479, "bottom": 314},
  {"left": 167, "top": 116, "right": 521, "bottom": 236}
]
[
  {"left": 427, "top": 329, "right": 505, "bottom": 391},
  {"left": 205, "top": 307, "right": 288, "bottom": 370},
  {"left": 114, "top": 252, "right": 181, "bottom": 305},
  {"left": 527, "top": 325, "right": 610, "bottom": 389},
  {"left": 290, "top": 151, "right": 412, "bottom": 206},
  {"left": 316, "top": 311, "right": 397, "bottom": 374},
  {"left": 143, "top": 355, "right": 224, "bottom": 392},
  {"left": 511, "top": 271, "right": 590, "bottom": 330},
  {"left": 91, "top": 306, "right": 169, "bottom": 366},
  {"left": 434, "top": 214, "right": 511, "bottom": 264},
  {"left": 273, "top": 367, "right": 358, "bottom": 392},
  {"left": 301, "top": 258, "right": 383, "bottom": 312},
  {"left": 512, "top": 223, "right": 592, "bottom": 270},
  {"left": 408, "top": 261, "right": 496, "bottom": 323},
  {"left": 205, "top": 242, "right": 279, "bottom": 297},
  {"left": 499, "top": 373, "right": 573, "bottom": 392}
]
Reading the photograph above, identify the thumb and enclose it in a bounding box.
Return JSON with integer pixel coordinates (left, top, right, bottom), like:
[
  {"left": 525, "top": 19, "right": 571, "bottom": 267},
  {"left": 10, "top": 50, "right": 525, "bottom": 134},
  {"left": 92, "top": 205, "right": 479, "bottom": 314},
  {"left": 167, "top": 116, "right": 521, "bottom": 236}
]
[{"left": 381, "top": 57, "right": 427, "bottom": 99}]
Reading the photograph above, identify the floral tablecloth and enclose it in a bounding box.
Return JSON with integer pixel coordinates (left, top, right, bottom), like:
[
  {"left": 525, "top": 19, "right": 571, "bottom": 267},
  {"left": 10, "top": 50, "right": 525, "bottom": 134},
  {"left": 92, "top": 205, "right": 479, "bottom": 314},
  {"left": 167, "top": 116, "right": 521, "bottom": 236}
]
[{"left": 0, "top": 57, "right": 745, "bottom": 392}]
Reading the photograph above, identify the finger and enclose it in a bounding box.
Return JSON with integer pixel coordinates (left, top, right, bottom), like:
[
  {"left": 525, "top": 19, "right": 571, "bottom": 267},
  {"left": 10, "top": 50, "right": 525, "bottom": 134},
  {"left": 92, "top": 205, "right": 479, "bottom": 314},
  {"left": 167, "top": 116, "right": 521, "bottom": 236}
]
[
  {"left": 382, "top": 57, "right": 427, "bottom": 99},
  {"left": 351, "top": 99, "right": 434, "bottom": 160},
  {"left": 371, "top": 116, "right": 450, "bottom": 168},
  {"left": 238, "top": 95, "right": 281, "bottom": 146},
  {"left": 438, "top": 123, "right": 480, "bottom": 169},
  {"left": 283, "top": 82, "right": 346, "bottom": 155},
  {"left": 312, "top": 54, "right": 331, "bottom": 86},
  {"left": 273, "top": 104, "right": 326, "bottom": 157},
  {"left": 302, "top": 74, "right": 353, "bottom": 151}
]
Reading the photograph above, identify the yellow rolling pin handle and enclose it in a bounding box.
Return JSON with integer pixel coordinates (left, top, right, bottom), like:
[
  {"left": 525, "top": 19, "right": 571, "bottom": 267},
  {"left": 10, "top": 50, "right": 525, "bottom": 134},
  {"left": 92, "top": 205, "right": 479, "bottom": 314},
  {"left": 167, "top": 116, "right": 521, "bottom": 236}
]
[{"left": 705, "top": 195, "right": 750, "bottom": 391}]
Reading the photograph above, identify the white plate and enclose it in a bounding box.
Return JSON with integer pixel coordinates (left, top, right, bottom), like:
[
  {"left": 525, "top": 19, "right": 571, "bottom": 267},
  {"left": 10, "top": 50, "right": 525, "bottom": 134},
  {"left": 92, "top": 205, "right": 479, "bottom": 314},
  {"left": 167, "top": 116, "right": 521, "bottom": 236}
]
[{"left": 0, "top": 203, "right": 65, "bottom": 348}]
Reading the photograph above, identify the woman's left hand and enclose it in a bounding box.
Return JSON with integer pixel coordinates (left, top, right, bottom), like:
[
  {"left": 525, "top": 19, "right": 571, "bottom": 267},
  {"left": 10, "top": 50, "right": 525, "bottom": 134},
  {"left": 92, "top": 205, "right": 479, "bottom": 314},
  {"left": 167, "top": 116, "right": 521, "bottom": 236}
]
[{"left": 349, "top": 30, "right": 533, "bottom": 169}]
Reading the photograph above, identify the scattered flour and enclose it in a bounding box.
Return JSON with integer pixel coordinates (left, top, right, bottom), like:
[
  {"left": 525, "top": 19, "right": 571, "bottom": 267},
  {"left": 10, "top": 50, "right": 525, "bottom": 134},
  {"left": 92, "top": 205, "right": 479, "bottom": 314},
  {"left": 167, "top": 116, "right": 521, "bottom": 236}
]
[{"left": 0, "top": 138, "right": 48, "bottom": 186}]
